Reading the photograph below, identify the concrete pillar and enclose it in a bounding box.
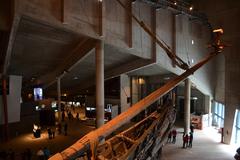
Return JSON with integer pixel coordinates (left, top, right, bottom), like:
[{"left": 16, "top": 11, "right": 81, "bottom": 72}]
[
  {"left": 96, "top": 40, "right": 104, "bottom": 128},
  {"left": 131, "top": 77, "right": 139, "bottom": 105},
  {"left": 204, "top": 95, "right": 212, "bottom": 127},
  {"left": 224, "top": 102, "right": 236, "bottom": 144},
  {"left": 2, "top": 77, "right": 8, "bottom": 141},
  {"left": 0, "top": 75, "right": 22, "bottom": 140},
  {"left": 184, "top": 78, "right": 191, "bottom": 134},
  {"left": 57, "top": 77, "right": 61, "bottom": 122},
  {"left": 120, "top": 74, "right": 130, "bottom": 113}
]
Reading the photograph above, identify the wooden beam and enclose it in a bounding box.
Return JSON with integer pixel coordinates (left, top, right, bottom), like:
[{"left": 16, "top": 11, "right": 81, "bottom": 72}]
[{"left": 50, "top": 49, "right": 222, "bottom": 160}]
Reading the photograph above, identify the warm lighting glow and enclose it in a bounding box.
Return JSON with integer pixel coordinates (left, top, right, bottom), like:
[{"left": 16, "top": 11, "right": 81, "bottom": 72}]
[
  {"left": 213, "top": 28, "right": 224, "bottom": 34},
  {"left": 138, "top": 78, "right": 145, "bottom": 85},
  {"left": 98, "top": 0, "right": 102, "bottom": 2},
  {"left": 28, "top": 93, "right": 32, "bottom": 99},
  {"left": 189, "top": 6, "right": 193, "bottom": 11},
  {"left": 63, "top": 93, "right": 67, "bottom": 96},
  {"left": 191, "top": 39, "right": 194, "bottom": 45},
  {"left": 174, "top": 2, "right": 177, "bottom": 5}
]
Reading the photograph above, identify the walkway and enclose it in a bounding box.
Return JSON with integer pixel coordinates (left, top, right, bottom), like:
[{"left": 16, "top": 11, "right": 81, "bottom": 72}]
[{"left": 162, "top": 127, "right": 237, "bottom": 160}]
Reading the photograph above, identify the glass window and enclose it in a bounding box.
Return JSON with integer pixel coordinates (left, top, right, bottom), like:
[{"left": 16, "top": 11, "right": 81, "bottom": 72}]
[
  {"left": 212, "top": 101, "right": 225, "bottom": 128},
  {"left": 235, "top": 109, "right": 240, "bottom": 144}
]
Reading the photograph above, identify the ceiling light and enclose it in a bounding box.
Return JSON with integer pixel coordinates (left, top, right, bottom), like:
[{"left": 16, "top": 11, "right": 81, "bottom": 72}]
[
  {"left": 174, "top": 2, "right": 177, "bottom": 5},
  {"left": 189, "top": 6, "right": 193, "bottom": 11}
]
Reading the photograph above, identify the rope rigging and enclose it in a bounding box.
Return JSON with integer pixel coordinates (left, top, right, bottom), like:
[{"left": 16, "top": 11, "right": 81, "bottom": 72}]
[{"left": 115, "top": 0, "right": 189, "bottom": 70}]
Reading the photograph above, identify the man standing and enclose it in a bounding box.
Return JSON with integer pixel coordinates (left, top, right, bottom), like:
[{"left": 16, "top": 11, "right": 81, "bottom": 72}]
[{"left": 172, "top": 129, "right": 177, "bottom": 144}]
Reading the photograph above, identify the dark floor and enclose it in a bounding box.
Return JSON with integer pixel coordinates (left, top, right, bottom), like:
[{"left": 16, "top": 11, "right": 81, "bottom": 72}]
[
  {"left": 0, "top": 118, "right": 94, "bottom": 160},
  {"left": 0, "top": 112, "right": 238, "bottom": 160}
]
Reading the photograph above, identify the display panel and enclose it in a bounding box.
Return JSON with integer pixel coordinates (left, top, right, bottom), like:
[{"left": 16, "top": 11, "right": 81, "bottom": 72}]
[{"left": 34, "top": 87, "right": 43, "bottom": 100}]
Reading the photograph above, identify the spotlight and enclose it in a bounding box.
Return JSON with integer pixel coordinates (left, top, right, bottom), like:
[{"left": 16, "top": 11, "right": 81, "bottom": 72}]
[
  {"left": 189, "top": 6, "right": 193, "bottom": 11},
  {"left": 174, "top": 2, "right": 177, "bottom": 5}
]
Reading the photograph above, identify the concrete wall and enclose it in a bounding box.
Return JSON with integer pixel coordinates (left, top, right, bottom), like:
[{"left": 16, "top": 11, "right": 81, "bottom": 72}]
[
  {"left": 156, "top": 9, "right": 215, "bottom": 96},
  {"left": 0, "top": 75, "right": 22, "bottom": 124},
  {"left": 132, "top": 1, "right": 153, "bottom": 59},
  {"left": 13, "top": 0, "right": 154, "bottom": 59},
  {"left": 194, "top": 0, "right": 240, "bottom": 144}
]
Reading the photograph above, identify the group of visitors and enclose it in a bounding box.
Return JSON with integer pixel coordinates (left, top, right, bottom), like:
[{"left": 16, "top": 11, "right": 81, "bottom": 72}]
[
  {"left": 182, "top": 132, "right": 193, "bottom": 148},
  {"left": 167, "top": 124, "right": 195, "bottom": 149},
  {"left": 182, "top": 124, "right": 194, "bottom": 148},
  {"left": 167, "top": 129, "right": 177, "bottom": 144}
]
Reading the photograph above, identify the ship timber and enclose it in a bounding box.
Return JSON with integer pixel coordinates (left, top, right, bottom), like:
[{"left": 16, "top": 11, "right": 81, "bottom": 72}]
[{"left": 49, "top": 44, "right": 224, "bottom": 160}]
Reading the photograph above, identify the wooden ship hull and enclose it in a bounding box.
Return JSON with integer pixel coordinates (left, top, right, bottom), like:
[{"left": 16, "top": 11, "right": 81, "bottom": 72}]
[
  {"left": 96, "top": 101, "right": 176, "bottom": 160},
  {"left": 49, "top": 49, "right": 221, "bottom": 160}
]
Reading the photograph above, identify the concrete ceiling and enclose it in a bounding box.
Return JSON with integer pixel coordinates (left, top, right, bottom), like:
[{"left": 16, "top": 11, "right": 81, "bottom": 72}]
[
  {"left": 7, "top": 17, "right": 144, "bottom": 97},
  {"left": 8, "top": 17, "right": 84, "bottom": 84},
  {"left": 128, "top": 63, "right": 171, "bottom": 76}
]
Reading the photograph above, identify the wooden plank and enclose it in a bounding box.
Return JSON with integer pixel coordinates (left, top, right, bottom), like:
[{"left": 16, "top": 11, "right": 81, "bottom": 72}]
[{"left": 49, "top": 50, "right": 221, "bottom": 160}]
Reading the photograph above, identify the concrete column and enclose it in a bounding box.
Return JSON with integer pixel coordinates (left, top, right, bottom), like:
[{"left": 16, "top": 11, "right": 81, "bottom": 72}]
[
  {"left": 204, "top": 95, "right": 212, "bottom": 127},
  {"left": 120, "top": 74, "right": 130, "bottom": 113},
  {"left": 57, "top": 77, "right": 61, "bottom": 122},
  {"left": 2, "top": 77, "right": 8, "bottom": 141},
  {"left": 184, "top": 78, "right": 191, "bottom": 134},
  {"left": 131, "top": 77, "right": 139, "bottom": 105},
  {"left": 224, "top": 102, "right": 236, "bottom": 144},
  {"left": 96, "top": 40, "right": 104, "bottom": 128}
]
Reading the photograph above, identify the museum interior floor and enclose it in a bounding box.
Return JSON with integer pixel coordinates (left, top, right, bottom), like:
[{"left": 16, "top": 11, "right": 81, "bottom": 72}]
[{"left": 0, "top": 115, "right": 237, "bottom": 160}]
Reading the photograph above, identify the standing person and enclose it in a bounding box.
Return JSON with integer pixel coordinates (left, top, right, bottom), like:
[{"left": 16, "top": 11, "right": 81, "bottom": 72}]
[
  {"left": 64, "top": 123, "right": 68, "bottom": 136},
  {"left": 62, "top": 111, "right": 65, "bottom": 122},
  {"left": 167, "top": 131, "right": 172, "bottom": 143},
  {"left": 57, "top": 123, "right": 62, "bottom": 135},
  {"left": 190, "top": 124, "right": 194, "bottom": 133},
  {"left": 182, "top": 133, "right": 188, "bottom": 148},
  {"left": 189, "top": 132, "right": 193, "bottom": 148},
  {"left": 47, "top": 128, "right": 52, "bottom": 139},
  {"left": 172, "top": 129, "right": 177, "bottom": 144},
  {"left": 76, "top": 112, "right": 79, "bottom": 120},
  {"left": 52, "top": 127, "right": 55, "bottom": 139}
]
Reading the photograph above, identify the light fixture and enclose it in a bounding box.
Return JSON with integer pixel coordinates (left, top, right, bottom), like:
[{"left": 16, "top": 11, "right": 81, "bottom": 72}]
[
  {"left": 189, "top": 6, "right": 193, "bottom": 11},
  {"left": 191, "top": 40, "right": 194, "bottom": 45},
  {"left": 73, "top": 76, "right": 78, "bottom": 80},
  {"left": 174, "top": 2, "right": 177, "bottom": 5},
  {"left": 191, "top": 59, "right": 194, "bottom": 63}
]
